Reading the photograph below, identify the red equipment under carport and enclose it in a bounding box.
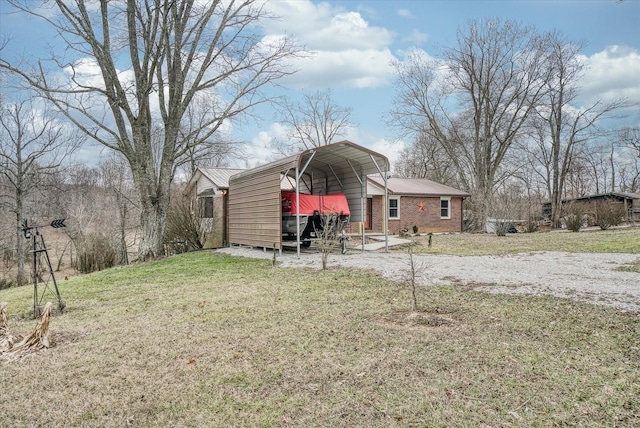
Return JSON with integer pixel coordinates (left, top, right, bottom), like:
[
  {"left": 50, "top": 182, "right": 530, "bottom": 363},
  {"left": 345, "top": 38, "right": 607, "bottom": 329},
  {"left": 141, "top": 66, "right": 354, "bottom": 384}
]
[{"left": 281, "top": 191, "right": 351, "bottom": 216}]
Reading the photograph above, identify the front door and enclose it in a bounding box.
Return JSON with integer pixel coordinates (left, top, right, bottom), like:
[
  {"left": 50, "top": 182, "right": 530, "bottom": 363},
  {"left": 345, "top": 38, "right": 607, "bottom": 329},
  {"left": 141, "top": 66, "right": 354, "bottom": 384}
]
[{"left": 365, "top": 197, "right": 373, "bottom": 230}]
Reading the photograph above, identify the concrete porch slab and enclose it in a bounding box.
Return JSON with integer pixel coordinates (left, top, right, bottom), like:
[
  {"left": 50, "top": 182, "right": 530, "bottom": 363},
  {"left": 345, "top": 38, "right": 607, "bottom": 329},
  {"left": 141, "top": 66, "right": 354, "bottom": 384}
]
[{"left": 359, "top": 235, "right": 411, "bottom": 251}]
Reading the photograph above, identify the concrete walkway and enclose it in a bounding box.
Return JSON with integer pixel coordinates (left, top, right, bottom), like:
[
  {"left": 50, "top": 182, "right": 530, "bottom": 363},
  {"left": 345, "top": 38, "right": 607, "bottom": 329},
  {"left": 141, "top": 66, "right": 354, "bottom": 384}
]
[{"left": 359, "top": 234, "right": 411, "bottom": 251}]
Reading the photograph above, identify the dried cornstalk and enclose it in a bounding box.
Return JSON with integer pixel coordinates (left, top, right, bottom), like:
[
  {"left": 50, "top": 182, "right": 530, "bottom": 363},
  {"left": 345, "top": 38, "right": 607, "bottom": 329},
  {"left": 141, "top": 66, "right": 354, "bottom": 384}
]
[
  {"left": 1, "top": 301, "right": 18, "bottom": 353},
  {"left": 0, "top": 302, "right": 7, "bottom": 337},
  {"left": 1, "top": 302, "right": 53, "bottom": 362}
]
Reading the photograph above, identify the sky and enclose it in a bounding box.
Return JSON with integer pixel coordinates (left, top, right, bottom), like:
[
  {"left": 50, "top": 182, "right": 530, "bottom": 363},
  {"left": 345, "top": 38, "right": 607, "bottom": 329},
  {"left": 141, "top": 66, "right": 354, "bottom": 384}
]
[{"left": 1, "top": 0, "right": 639, "bottom": 171}]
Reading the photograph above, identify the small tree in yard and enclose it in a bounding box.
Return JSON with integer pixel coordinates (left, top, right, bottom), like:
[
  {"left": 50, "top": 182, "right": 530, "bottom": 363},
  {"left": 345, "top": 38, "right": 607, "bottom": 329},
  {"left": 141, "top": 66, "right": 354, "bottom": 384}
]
[
  {"left": 593, "top": 199, "right": 626, "bottom": 230},
  {"left": 402, "top": 241, "right": 429, "bottom": 312},
  {"left": 313, "top": 213, "right": 348, "bottom": 270}
]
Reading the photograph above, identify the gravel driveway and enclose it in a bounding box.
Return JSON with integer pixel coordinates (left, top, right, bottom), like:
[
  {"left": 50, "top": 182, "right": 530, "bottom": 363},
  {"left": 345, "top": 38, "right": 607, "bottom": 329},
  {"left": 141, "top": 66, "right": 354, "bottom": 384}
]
[{"left": 218, "top": 246, "right": 640, "bottom": 312}]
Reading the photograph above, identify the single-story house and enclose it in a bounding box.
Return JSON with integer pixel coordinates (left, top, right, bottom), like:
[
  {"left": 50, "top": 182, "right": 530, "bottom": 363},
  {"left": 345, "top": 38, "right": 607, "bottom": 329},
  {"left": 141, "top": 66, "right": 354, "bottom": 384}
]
[
  {"left": 185, "top": 142, "right": 470, "bottom": 252},
  {"left": 184, "top": 167, "right": 244, "bottom": 247},
  {"left": 542, "top": 192, "right": 640, "bottom": 222},
  {"left": 362, "top": 176, "right": 470, "bottom": 235}
]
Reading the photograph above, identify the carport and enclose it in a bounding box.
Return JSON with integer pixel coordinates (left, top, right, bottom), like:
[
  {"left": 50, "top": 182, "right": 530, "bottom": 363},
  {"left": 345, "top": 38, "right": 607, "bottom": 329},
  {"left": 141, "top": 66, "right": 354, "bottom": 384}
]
[{"left": 228, "top": 140, "right": 390, "bottom": 256}]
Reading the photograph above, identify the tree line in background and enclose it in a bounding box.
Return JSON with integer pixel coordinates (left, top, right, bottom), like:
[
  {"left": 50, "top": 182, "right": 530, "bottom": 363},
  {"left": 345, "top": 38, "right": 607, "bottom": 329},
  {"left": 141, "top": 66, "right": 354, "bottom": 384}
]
[
  {"left": 1, "top": 3, "right": 639, "bottom": 288},
  {"left": 390, "top": 19, "right": 638, "bottom": 229}
]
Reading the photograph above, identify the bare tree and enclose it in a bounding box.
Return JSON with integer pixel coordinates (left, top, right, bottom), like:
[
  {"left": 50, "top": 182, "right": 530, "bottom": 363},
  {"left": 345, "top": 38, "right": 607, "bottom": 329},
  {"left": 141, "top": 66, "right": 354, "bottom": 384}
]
[
  {"left": 276, "top": 89, "right": 353, "bottom": 154},
  {"left": 619, "top": 125, "right": 640, "bottom": 157},
  {"left": 0, "top": 98, "right": 79, "bottom": 285},
  {"left": 98, "top": 156, "right": 137, "bottom": 265},
  {"left": 532, "top": 33, "right": 628, "bottom": 227},
  {"left": 616, "top": 124, "right": 640, "bottom": 192},
  {"left": 173, "top": 97, "right": 243, "bottom": 178},
  {"left": 1, "top": 0, "right": 301, "bottom": 260},
  {"left": 395, "top": 132, "right": 460, "bottom": 186},
  {"left": 390, "top": 19, "right": 551, "bottom": 231}
]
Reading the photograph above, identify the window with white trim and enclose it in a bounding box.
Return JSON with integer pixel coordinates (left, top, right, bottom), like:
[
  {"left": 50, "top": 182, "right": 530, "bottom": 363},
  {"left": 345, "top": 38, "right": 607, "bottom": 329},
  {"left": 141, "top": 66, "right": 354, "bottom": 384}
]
[
  {"left": 389, "top": 196, "right": 400, "bottom": 219},
  {"left": 440, "top": 197, "right": 451, "bottom": 219}
]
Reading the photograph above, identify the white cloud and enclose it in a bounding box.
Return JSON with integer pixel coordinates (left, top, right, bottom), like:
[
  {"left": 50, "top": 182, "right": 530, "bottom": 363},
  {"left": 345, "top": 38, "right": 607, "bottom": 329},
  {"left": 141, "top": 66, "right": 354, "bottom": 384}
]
[
  {"left": 240, "top": 122, "right": 290, "bottom": 168},
  {"left": 403, "top": 29, "right": 429, "bottom": 45},
  {"left": 263, "top": 0, "right": 396, "bottom": 89},
  {"left": 397, "top": 9, "right": 415, "bottom": 19},
  {"left": 579, "top": 45, "right": 640, "bottom": 105},
  {"left": 285, "top": 48, "right": 395, "bottom": 89},
  {"left": 369, "top": 138, "right": 405, "bottom": 171}
]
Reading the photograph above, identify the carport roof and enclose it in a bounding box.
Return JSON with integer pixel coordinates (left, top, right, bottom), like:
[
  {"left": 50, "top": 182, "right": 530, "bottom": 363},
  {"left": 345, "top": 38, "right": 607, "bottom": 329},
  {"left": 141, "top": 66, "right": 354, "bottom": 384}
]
[{"left": 230, "top": 140, "right": 390, "bottom": 181}]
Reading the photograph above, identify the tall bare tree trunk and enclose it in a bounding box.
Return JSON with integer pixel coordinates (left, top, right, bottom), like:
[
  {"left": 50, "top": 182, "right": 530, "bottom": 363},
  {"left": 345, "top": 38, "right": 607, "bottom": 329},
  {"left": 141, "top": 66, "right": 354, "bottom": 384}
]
[{"left": 2, "top": 0, "right": 300, "bottom": 262}]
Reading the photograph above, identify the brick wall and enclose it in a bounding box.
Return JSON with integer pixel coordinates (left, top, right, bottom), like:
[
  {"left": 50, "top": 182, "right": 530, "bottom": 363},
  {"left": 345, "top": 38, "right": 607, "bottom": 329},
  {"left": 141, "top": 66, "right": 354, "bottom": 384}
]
[{"left": 348, "top": 195, "right": 465, "bottom": 234}]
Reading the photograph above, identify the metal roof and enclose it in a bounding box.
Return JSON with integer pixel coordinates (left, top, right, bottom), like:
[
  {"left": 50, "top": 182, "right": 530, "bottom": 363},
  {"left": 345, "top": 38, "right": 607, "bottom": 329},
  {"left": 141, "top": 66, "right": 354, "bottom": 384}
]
[
  {"left": 542, "top": 192, "right": 640, "bottom": 206},
  {"left": 228, "top": 140, "right": 391, "bottom": 252},
  {"left": 198, "top": 167, "right": 245, "bottom": 189},
  {"left": 184, "top": 167, "right": 245, "bottom": 195},
  {"left": 230, "top": 140, "right": 389, "bottom": 183},
  {"left": 368, "top": 176, "right": 470, "bottom": 197}
]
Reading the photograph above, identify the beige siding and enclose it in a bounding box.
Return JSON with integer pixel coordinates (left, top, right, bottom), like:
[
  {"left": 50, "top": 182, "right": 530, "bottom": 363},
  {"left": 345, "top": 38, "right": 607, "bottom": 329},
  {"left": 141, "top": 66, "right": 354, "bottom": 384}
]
[{"left": 229, "top": 165, "right": 283, "bottom": 249}]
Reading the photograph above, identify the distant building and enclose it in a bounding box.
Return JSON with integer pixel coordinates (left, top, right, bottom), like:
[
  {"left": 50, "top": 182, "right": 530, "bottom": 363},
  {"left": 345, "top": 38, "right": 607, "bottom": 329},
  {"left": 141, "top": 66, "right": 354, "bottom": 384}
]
[{"left": 542, "top": 192, "right": 640, "bottom": 223}]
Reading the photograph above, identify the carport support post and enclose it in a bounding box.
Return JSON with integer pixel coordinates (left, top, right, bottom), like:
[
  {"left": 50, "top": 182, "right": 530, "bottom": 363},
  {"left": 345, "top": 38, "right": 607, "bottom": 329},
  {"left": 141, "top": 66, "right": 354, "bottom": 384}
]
[
  {"left": 368, "top": 154, "right": 390, "bottom": 252},
  {"left": 295, "top": 167, "right": 301, "bottom": 258},
  {"left": 384, "top": 173, "right": 389, "bottom": 251},
  {"left": 295, "top": 152, "right": 316, "bottom": 258},
  {"left": 361, "top": 174, "right": 366, "bottom": 252}
]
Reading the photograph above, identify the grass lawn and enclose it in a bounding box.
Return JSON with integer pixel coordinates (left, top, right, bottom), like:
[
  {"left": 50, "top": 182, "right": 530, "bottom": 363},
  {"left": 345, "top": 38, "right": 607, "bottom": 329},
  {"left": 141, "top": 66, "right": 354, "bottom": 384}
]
[
  {"left": 1, "top": 249, "right": 638, "bottom": 427},
  {"left": 402, "top": 226, "right": 640, "bottom": 256}
]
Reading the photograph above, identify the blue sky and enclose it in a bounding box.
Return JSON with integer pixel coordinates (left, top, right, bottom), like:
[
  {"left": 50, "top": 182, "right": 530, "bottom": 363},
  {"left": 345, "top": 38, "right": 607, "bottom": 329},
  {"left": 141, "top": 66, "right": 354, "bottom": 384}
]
[{"left": 1, "top": 0, "right": 639, "bottom": 170}]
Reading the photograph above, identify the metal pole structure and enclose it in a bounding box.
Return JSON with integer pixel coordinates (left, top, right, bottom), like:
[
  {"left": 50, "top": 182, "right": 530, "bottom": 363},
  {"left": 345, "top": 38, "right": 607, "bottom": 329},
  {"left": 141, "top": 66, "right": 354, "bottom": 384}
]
[
  {"left": 23, "top": 219, "right": 66, "bottom": 318},
  {"left": 384, "top": 171, "right": 389, "bottom": 252}
]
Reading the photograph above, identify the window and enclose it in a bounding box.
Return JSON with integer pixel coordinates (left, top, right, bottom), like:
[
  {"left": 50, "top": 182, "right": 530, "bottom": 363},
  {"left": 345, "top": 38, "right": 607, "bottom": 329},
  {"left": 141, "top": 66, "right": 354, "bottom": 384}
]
[
  {"left": 199, "top": 196, "right": 214, "bottom": 218},
  {"left": 440, "top": 197, "right": 451, "bottom": 219},
  {"left": 389, "top": 197, "right": 400, "bottom": 219}
]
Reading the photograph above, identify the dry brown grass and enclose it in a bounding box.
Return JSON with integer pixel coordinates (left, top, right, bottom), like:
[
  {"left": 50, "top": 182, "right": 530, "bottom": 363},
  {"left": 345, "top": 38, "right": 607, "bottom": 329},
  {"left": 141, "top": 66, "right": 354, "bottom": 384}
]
[
  {"left": 1, "top": 251, "right": 638, "bottom": 427},
  {"left": 403, "top": 226, "right": 640, "bottom": 255}
]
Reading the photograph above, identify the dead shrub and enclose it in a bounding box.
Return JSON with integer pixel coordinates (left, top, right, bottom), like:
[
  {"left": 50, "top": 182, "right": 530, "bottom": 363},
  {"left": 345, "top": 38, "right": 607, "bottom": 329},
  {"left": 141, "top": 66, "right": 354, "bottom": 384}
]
[
  {"left": 562, "top": 202, "right": 587, "bottom": 232},
  {"left": 164, "top": 194, "right": 204, "bottom": 252},
  {"left": 76, "top": 233, "right": 116, "bottom": 273},
  {"left": 593, "top": 199, "right": 626, "bottom": 230}
]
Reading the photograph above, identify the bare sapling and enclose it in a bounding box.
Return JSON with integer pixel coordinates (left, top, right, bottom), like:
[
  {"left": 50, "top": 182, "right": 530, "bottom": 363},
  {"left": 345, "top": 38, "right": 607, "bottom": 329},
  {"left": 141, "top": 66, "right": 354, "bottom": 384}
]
[
  {"left": 314, "top": 213, "right": 337, "bottom": 270},
  {"left": 313, "top": 212, "right": 348, "bottom": 270},
  {"left": 402, "top": 241, "right": 429, "bottom": 312}
]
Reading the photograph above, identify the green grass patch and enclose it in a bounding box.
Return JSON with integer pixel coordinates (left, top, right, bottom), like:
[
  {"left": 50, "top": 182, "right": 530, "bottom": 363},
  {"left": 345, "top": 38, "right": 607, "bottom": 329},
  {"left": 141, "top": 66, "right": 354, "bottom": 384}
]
[
  {"left": 1, "top": 251, "right": 638, "bottom": 427},
  {"left": 405, "top": 227, "right": 640, "bottom": 256},
  {"left": 615, "top": 258, "right": 640, "bottom": 273}
]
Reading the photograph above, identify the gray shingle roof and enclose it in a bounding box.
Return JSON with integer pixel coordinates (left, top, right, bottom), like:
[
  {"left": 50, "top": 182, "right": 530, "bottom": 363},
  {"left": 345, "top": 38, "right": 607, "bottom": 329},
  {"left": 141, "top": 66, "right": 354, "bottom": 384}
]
[{"left": 368, "top": 176, "right": 470, "bottom": 197}]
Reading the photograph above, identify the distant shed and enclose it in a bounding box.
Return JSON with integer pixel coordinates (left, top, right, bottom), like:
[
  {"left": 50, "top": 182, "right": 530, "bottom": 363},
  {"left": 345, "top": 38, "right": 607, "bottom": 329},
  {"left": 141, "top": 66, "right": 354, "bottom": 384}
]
[
  {"left": 542, "top": 192, "right": 640, "bottom": 222},
  {"left": 228, "top": 140, "right": 390, "bottom": 254}
]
